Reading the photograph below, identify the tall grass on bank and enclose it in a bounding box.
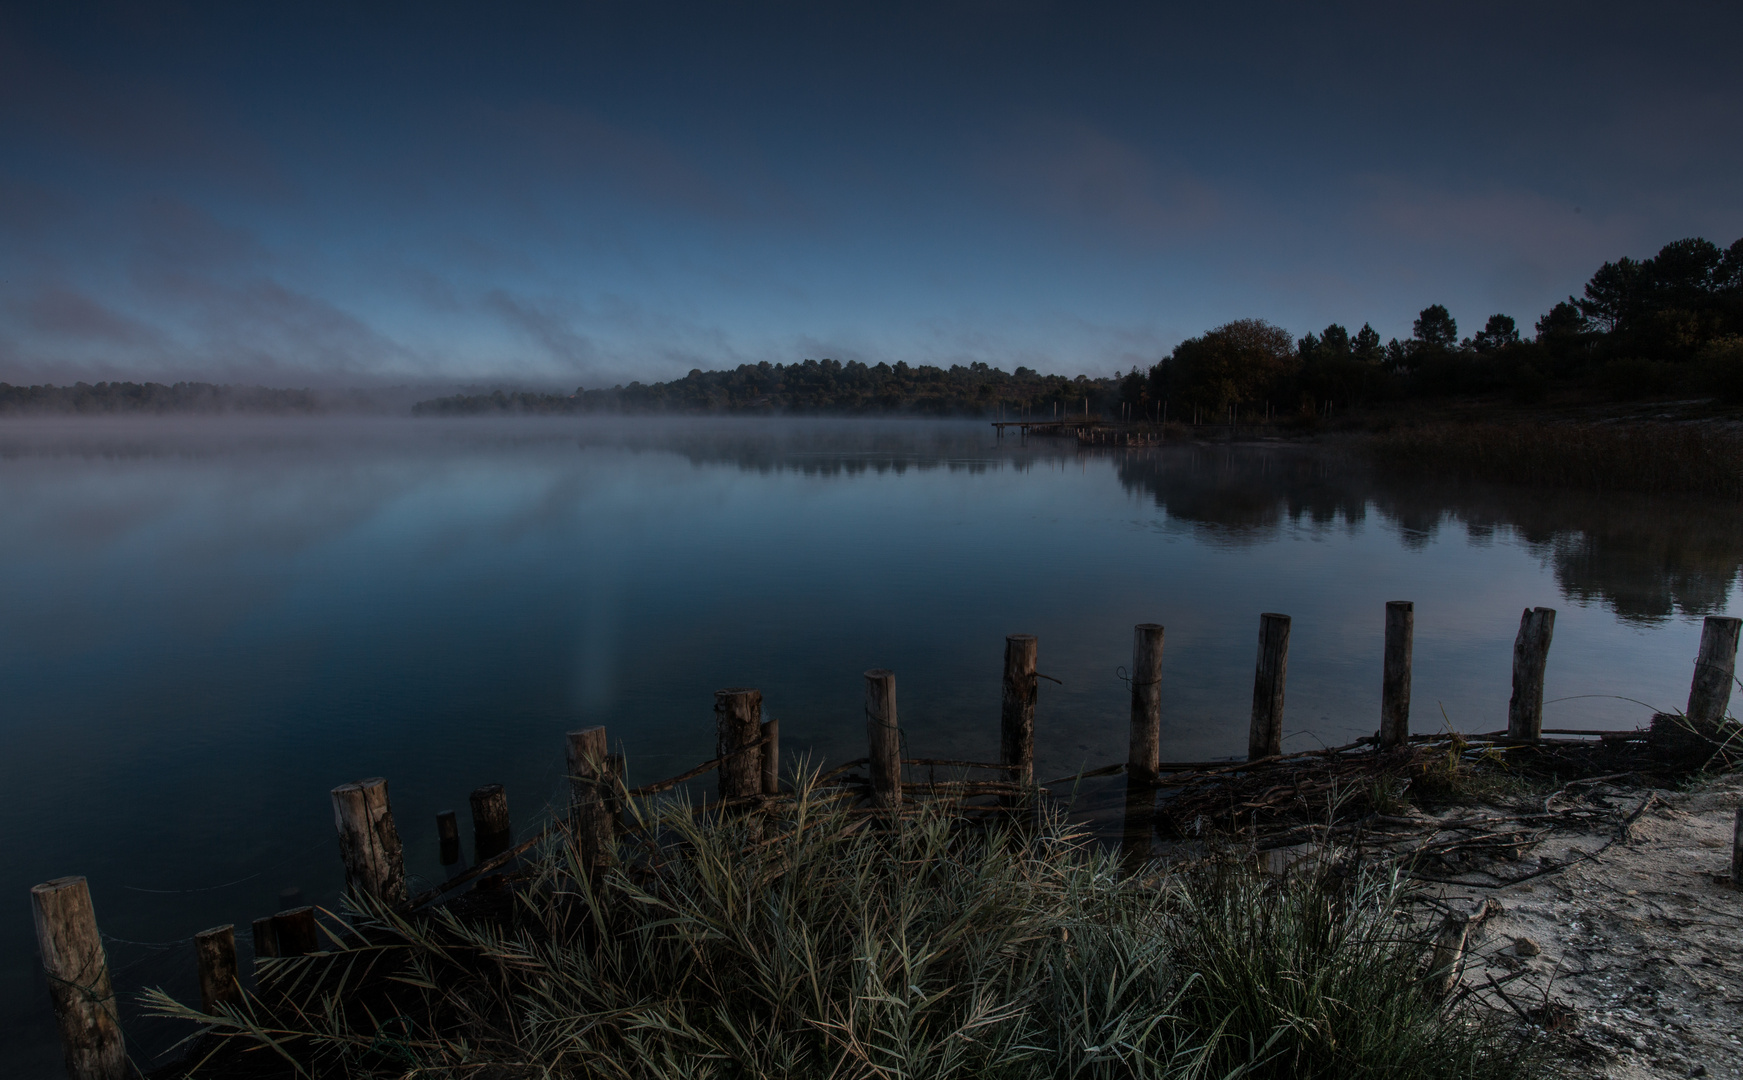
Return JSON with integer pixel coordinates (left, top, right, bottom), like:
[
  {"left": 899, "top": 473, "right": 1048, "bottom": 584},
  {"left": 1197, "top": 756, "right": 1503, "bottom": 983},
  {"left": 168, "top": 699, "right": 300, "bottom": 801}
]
[
  {"left": 1367, "top": 421, "right": 1743, "bottom": 498},
  {"left": 146, "top": 774, "right": 1549, "bottom": 1080}
]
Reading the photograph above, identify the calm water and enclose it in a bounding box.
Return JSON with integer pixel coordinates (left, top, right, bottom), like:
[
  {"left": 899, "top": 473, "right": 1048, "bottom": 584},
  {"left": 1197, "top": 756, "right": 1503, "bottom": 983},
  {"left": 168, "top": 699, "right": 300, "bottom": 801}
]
[{"left": 4, "top": 416, "right": 1740, "bottom": 1071}]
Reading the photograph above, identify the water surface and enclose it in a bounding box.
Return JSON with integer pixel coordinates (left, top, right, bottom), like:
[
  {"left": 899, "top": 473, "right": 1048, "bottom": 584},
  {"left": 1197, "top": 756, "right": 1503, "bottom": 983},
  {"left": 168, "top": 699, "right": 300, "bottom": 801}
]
[{"left": 3, "top": 416, "right": 1738, "bottom": 1072}]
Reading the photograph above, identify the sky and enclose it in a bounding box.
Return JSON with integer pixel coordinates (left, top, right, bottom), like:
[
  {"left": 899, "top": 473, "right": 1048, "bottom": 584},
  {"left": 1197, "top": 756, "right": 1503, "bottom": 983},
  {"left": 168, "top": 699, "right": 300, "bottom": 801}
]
[{"left": 1, "top": 1, "right": 1740, "bottom": 389}]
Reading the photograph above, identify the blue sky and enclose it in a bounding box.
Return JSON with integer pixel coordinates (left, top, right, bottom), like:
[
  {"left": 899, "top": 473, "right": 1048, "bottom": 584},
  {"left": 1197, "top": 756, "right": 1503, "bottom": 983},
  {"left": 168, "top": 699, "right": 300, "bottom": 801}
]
[{"left": 2, "top": 1, "right": 1740, "bottom": 388}]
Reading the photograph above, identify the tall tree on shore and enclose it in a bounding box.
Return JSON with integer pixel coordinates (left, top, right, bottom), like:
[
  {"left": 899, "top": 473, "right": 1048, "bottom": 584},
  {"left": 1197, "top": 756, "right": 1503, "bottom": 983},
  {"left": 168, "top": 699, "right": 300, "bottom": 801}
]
[
  {"left": 1473, "top": 314, "right": 1520, "bottom": 353},
  {"left": 1411, "top": 305, "right": 1459, "bottom": 351}
]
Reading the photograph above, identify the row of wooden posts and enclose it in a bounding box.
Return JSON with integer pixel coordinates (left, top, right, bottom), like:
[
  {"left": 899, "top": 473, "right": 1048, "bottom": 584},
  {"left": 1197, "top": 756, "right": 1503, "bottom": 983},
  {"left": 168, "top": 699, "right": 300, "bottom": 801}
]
[{"left": 29, "top": 609, "right": 1743, "bottom": 1080}]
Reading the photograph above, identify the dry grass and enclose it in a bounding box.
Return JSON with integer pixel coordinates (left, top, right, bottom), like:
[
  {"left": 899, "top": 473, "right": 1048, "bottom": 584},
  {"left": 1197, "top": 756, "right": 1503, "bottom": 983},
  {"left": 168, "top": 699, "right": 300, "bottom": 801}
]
[{"left": 143, "top": 768, "right": 1554, "bottom": 1080}]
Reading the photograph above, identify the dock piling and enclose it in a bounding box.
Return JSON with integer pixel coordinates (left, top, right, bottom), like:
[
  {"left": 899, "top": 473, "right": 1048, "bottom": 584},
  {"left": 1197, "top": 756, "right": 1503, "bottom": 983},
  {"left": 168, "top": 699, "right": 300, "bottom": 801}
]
[
  {"left": 31, "top": 876, "right": 127, "bottom": 1080},
  {"left": 714, "top": 689, "right": 764, "bottom": 801},
  {"left": 1380, "top": 601, "right": 1414, "bottom": 748},
  {"left": 1687, "top": 615, "right": 1741, "bottom": 724},
  {"left": 1507, "top": 608, "right": 1556, "bottom": 741},
  {"left": 1249, "top": 614, "right": 1292, "bottom": 760},
  {"left": 469, "top": 784, "right": 512, "bottom": 863},
  {"left": 272, "top": 907, "right": 320, "bottom": 956},
  {"left": 436, "top": 810, "right": 460, "bottom": 866},
  {"left": 1128, "top": 624, "right": 1165, "bottom": 780},
  {"left": 331, "top": 777, "right": 407, "bottom": 904},
  {"left": 864, "top": 669, "right": 901, "bottom": 809},
  {"left": 251, "top": 916, "right": 278, "bottom": 960},
  {"left": 194, "top": 925, "right": 240, "bottom": 1014},
  {"left": 566, "top": 726, "right": 613, "bottom": 868},
  {"left": 1001, "top": 635, "right": 1039, "bottom": 791}
]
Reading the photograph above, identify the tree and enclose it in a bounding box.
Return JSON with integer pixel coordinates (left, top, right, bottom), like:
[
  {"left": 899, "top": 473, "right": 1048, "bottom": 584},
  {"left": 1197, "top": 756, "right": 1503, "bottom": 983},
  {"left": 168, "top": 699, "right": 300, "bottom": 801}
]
[
  {"left": 1155, "top": 319, "right": 1297, "bottom": 412},
  {"left": 1472, "top": 314, "right": 1520, "bottom": 353},
  {"left": 1535, "top": 300, "right": 1587, "bottom": 341},
  {"left": 1578, "top": 257, "right": 1645, "bottom": 332},
  {"left": 1351, "top": 324, "right": 1382, "bottom": 364},
  {"left": 1411, "top": 305, "right": 1459, "bottom": 350}
]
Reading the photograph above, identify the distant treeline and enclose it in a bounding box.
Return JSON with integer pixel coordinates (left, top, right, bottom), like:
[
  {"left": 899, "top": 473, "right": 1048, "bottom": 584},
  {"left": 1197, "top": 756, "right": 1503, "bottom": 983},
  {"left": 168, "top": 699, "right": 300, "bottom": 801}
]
[
  {"left": 0, "top": 381, "right": 323, "bottom": 415},
  {"left": 418, "top": 234, "right": 1743, "bottom": 419},
  {"left": 412, "top": 361, "right": 1113, "bottom": 418}
]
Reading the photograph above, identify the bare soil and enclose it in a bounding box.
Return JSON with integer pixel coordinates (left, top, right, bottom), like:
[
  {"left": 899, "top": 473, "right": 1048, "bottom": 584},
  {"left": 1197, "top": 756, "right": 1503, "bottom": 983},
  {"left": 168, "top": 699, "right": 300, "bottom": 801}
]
[{"left": 1414, "top": 776, "right": 1743, "bottom": 1079}]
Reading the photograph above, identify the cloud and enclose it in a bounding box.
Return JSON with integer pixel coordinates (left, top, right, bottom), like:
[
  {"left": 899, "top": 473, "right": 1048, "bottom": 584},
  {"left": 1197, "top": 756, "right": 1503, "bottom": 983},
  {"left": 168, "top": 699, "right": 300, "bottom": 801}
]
[
  {"left": 1354, "top": 175, "right": 1637, "bottom": 262},
  {"left": 467, "top": 101, "right": 784, "bottom": 223},
  {"left": 981, "top": 116, "right": 1222, "bottom": 244},
  {"left": 483, "top": 291, "right": 599, "bottom": 370},
  {"left": 8, "top": 286, "right": 166, "bottom": 348}
]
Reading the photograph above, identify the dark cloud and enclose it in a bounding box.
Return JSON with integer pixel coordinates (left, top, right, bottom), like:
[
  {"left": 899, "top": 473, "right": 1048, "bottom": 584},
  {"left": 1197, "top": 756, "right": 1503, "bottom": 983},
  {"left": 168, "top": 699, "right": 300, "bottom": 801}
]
[{"left": 8, "top": 286, "right": 166, "bottom": 348}]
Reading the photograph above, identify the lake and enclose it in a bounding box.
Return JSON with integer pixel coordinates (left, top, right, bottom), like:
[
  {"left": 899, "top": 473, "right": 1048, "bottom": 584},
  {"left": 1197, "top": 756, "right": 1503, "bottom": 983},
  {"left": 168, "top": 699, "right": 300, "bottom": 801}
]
[{"left": 3, "top": 415, "right": 1739, "bottom": 1072}]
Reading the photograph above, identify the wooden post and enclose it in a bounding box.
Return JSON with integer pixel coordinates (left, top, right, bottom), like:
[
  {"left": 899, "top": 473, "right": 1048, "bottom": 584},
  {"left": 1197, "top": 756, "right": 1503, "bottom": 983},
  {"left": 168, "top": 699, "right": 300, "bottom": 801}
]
[
  {"left": 1507, "top": 607, "right": 1556, "bottom": 740},
  {"left": 1001, "top": 634, "right": 1038, "bottom": 788},
  {"left": 567, "top": 726, "right": 612, "bottom": 869},
  {"left": 436, "top": 810, "right": 460, "bottom": 866},
  {"left": 714, "top": 688, "right": 764, "bottom": 801},
  {"left": 330, "top": 777, "right": 407, "bottom": 904},
  {"left": 30, "top": 877, "right": 126, "bottom": 1080},
  {"left": 251, "top": 916, "right": 278, "bottom": 959},
  {"left": 1380, "top": 601, "right": 1414, "bottom": 748},
  {"left": 864, "top": 669, "right": 901, "bottom": 810},
  {"left": 1249, "top": 614, "right": 1291, "bottom": 760},
  {"left": 1128, "top": 624, "right": 1164, "bottom": 780},
  {"left": 194, "top": 925, "right": 240, "bottom": 1014},
  {"left": 761, "top": 717, "right": 781, "bottom": 796},
  {"left": 469, "top": 784, "right": 511, "bottom": 863},
  {"left": 1688, "top": 615, "right": 1741, "bottom": 724},
  {"left": 272, "top": 907, "right": 320, "bottom": 956}
]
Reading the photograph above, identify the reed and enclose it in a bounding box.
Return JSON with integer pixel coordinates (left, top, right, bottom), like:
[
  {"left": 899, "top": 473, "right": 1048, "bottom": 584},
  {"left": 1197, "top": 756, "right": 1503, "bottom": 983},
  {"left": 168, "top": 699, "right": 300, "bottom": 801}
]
[
  {"left": 1367, "top": 420, "right": 1743, "bottom": 498},
  {"left": 144, "top": 768, "right": 1552, "bottom": 1080}
]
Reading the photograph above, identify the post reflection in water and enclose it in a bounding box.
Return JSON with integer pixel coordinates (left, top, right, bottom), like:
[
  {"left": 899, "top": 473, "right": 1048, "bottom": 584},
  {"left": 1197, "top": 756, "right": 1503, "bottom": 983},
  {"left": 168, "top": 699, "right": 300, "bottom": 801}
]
[{"left": 0, "top": 416, "right": 1737, "bottom": 1070}]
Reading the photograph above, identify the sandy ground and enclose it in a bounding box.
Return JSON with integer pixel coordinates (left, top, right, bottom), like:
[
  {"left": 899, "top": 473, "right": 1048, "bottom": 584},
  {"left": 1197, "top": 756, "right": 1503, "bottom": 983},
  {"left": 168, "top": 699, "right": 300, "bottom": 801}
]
[{"left": 1417, "top": 777, "right": 1743, "bottom": 1079}]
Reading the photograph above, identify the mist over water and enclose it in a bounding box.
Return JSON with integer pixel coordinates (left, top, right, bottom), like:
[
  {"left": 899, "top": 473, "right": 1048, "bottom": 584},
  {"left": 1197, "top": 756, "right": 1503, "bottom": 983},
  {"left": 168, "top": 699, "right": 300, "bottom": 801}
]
[{"left": 2, "top": 415, "right": 1739, "bottom": 1071}]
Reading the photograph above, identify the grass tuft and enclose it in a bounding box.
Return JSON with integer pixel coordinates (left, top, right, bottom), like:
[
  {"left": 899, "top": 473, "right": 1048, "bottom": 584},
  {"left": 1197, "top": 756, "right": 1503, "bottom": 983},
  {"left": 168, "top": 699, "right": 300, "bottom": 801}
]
[{"left": 145, "top": 767, "right": 1555, "bottom": 1079}]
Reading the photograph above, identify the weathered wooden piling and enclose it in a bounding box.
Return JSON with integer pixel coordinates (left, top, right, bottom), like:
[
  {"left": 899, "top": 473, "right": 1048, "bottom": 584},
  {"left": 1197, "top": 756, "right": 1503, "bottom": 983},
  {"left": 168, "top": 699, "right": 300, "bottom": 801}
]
[
  {"left": 864, "top": 669, "right": 901, "bottom": 809},
  {"left": 1001, "top": 634, "right": 1038, "bottom": 789},
  {"left": 714, "top": 688, "right": 764, "bottom": 801},
  {"left": 194, "top": 925, "right": 240, "bottom": 1014},
  {"left": 1380, "top": 601, "right": 1414, "bottom": 748},
  {"left": 761, "top": 717, "right": 781, "bottom": 796},
  {"left": 1688, "top": 615, "right": 1741, "bottom": 724},
  {"left": 31, "top": 876, "right": 127, "bottom": 1080},
  {"left": 251, "top": 916, "right": 278, "bottom": 959},
  {"left": 272, "top": 907, "right": 320, "bottom": 956},
  {"left": 566, "top": 726, "right": 613, "bottom": 868},
  {"left": 1128, "top": 624, "right": 1165, "bottom": 780},
  {"left": 436, "top": 809, "right": 460, "bottom": 866},
  {"left": 469, "top": 784, "right": 512, "bottom": 863},
  {"left": 331, "top": 777, "right": 407, "bottom": 904},
  {"left": 1507, "top": 607, "right": 1556, "bottom": 741},
  {"left": 1249, "top": 614, "right": 1291, "bottom": 760}
]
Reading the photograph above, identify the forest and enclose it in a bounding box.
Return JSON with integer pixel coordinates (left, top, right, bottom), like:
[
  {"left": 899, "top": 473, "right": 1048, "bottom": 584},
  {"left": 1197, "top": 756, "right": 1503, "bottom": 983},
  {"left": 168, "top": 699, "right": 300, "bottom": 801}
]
[{"left": 0, "top": 380, "right": 324, "bottom": 414}]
